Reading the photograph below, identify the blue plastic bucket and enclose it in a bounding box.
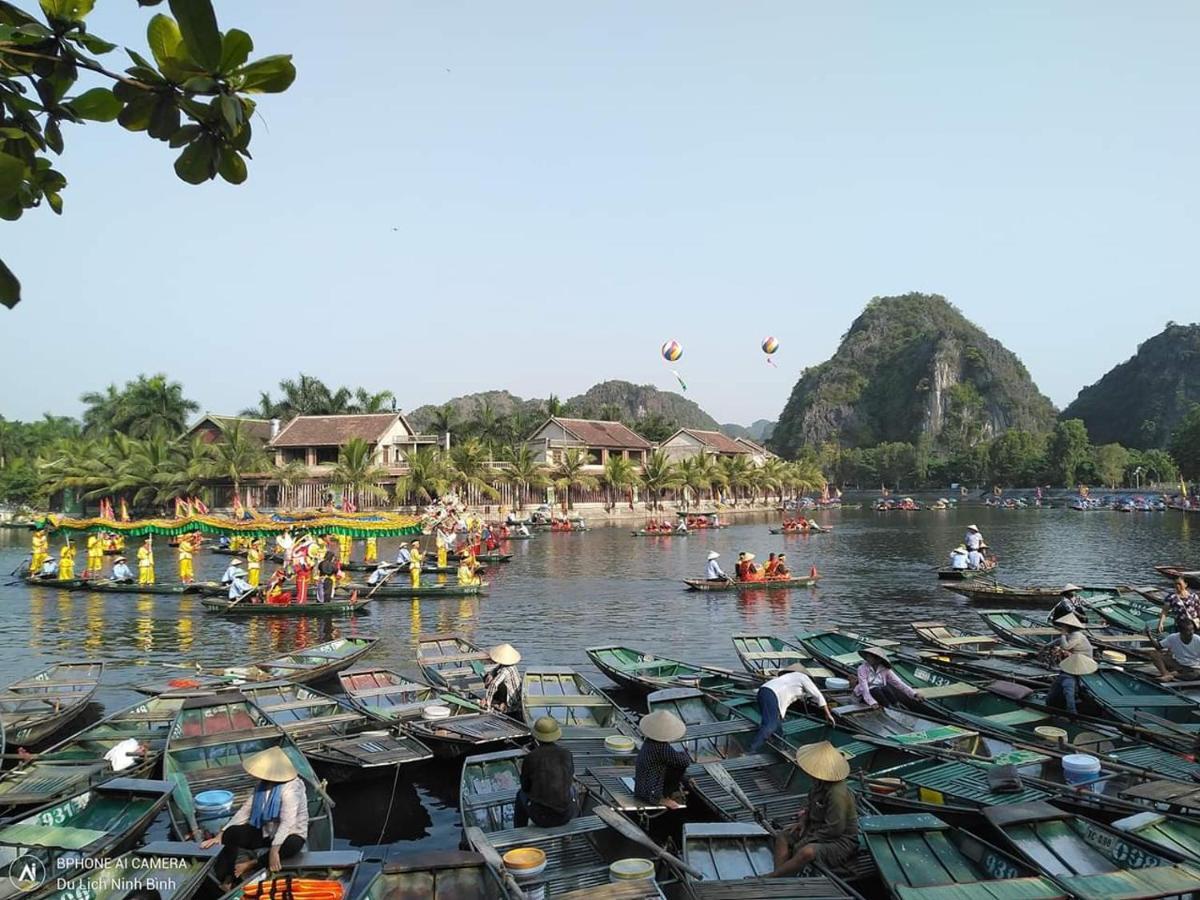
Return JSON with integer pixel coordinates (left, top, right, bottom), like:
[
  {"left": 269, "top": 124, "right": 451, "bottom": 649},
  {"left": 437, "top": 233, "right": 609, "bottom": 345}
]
[
  {"left": 195, "top": 789, "right": 235, "bottom": 815},
  {"left": 1062, "top": 754, "right": 1101, "bottom": 788}
]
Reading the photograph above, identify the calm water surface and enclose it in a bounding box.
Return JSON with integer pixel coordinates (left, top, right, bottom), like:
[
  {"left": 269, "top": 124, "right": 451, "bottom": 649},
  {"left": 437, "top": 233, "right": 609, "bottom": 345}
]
[{"left": 0, "top": 506, "right": 1194, "bottom": 858}]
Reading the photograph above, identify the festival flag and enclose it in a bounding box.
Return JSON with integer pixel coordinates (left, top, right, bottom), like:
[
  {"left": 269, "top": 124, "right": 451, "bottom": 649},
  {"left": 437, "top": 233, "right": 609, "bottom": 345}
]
[
  {"left": 232, "top": 491, "right": 245, "bottom": 518},
  {"left": 192, "top": 496, "right": 208, "bottom": 515},
  {"left": 119, "top": 498, "right": 129, "bottom": 521}
]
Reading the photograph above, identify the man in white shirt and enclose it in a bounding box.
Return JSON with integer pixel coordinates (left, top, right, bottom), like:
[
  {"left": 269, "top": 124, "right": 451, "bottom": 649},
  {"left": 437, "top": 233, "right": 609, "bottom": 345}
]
[
  {"left": 948, "top": 546, "right": 969, "bottom": 570},
  {"left": 1155, "top": 617, "right": 1200, "bottom": 681},
  {"left": 748, "top": 665, "right": 835, "bottom": 752},
  {"left": 705, "top": 551, "right": 728, "bottom": 582},
  {"left": 966, "top": 547, "right": 986, "bottom": 570},
  {"left": 964, "top": 525, "right": 983, "bottom": 552},
  {"left": 395, "top": 544, "right": 411, "bottom": 567}
]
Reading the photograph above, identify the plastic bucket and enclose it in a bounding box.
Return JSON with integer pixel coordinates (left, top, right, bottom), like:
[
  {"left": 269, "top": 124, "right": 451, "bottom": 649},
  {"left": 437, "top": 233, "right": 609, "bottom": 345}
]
[
  {"left": 195, "top": 789, "right": 234, "bottom": 816},
  {"left": 422, "top": 705, "right": 451, "bottom": 720},
  {"left": 1034, "top": 726, "right": 1068, "bottom": 742},
  {"left": 504, "top": 848, "right": 546, "bottom": 900},
  {"left": 1062, "top": 753, "right": 1101, "bottom": 789},
  {"left": 609, "top": 859, "right": 655, "bottom": 882},
  {"left": 825, "top": 677, "right": 850, "bottom": 691},
  {"left": 604, "top": 735, "right": 636, "bottom": 755}
]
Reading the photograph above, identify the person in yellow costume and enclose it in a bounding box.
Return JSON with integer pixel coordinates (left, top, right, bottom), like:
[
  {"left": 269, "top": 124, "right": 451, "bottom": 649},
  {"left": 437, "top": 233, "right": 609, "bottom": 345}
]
[
  {"left": 409, "top": 541, "right": 423, "bottom": 588},
  {"left": 436, "top": 528, "right": 450, "bottom": 571},
  {"left": 59, "top": 539, "right": 76, "bottom": 580},
  {"left": 364, "top": 537, "right": 377, "bottom": 564},
  {"left": 247, "top": 539, "right": 264, "bottom": 588},
  {"left": 456, "top": 558, "right": 480, "bottom": 587},
  {"left": 338, "top": 533, "right": 352, "bottom": 565},
  {"left": 178, "top": 533, "right": 195, "bottom": 584},
  {"left": 137, "top": 537, "right": 155, "bottom": 585},
  {"left": 30, "top": 529, "right": 48, "bottom": 574},
  {"left": 86, "top": 533, "right": 103, "bottom": 577}
]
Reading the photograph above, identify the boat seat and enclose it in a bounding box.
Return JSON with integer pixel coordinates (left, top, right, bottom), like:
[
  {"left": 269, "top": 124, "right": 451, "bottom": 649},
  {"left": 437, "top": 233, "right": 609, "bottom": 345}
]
[
  {"left": 0, "top": 823, "right": 108, "bottom": 850},
  {"left": 621, "top": 660, "right": 679, "bottom": 672},
  {"left": 421, "top": 651, "right": 489, "bottom": 665},
  {"left": 935, "top": 635, "right": 1002, "bottom": 646},
  {"left": 917, "top": 684, "right": 978, "bottom": 699},
  {"left": 524, "top": 695, "right": 613, "bottom": 707},
  {"left": 1008, "top": 627, "right": 1058, "bottom": 637},
  {"left": 830, "top": 653, "right": 862, "bottom": 666},
  {"left": 890, "top": 725, "right": 977, "bottom": 746},
  {"left": 344, "top": 683, "right": 426, "bottom": 699},
  {"left": 895, "top": 878, "right": 1063, "bottom": 900},
  {"left": 740, "top": 651, "right": 803, "bottom": 661},
  {"left": 981, "top": 709, "right": 1047, "bottom": 725}
]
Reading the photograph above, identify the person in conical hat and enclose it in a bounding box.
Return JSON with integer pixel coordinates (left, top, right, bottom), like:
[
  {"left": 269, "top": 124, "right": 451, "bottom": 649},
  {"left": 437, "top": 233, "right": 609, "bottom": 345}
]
[
  {"left": 634, "top": 711, "right": 691, "bottom": 809},
  {"left": 1051, "top": 612, "right": 1094, "bottom": 662},
  {"left": 705, "top": 551, "right": 728, "bottom": 582},
  {"left": 514, "top": 716, "right": 578, "bottom": 828},
  {"left": 1048, "top": 584, "right": 1088, "bottom": 625},
  {"left": 1046, "top": 652, "right": 1098, "bottom": 716},
  {"left": 483, "top": 644, "right": 522, "bottom": 713},
  {"left": 770, "top": 741, "right": 859, "bottom": 876},
  {"left": 853, "top": 647, "right": 924, "bottom": 708},
  {"left": 201, "top": 746, "right": 309, "bottom": 886}
]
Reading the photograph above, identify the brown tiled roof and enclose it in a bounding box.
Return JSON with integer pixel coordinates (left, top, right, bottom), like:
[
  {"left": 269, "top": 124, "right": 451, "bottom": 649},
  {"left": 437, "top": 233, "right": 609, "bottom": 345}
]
[
  {"left": 271, "top": 413, "right": 400, "bottom": 447},
  {"left": 188, "top": 415, "right": 273, "bottom": 443},
  {"left": 681, "top": 429, "right": 750, "bottom": 454},
  {"left": 554, "top": 418, "right": 652, "bottom": 450},
  {"left": 734, "top": 436, "right": 772, "bottom": 455}
]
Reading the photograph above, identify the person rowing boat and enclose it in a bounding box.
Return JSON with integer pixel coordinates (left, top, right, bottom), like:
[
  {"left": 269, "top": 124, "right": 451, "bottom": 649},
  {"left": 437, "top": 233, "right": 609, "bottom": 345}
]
[{"left": 704, "top": 551, "right": 729, "bottom": 582}]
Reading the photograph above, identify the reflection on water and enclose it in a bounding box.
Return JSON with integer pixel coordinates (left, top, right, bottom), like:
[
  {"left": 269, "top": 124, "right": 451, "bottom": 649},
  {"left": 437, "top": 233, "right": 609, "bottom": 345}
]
[{"left": 0, "top": 506, "right": 1194, "bottom": 851}]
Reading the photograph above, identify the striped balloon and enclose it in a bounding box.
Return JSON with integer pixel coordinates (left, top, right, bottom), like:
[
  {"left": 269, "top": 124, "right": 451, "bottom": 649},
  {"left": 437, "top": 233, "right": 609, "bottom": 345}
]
[
  {"left": 661, "top": 340, "right": 683, "bottom": 362},
  {"left": 761, "top": 336, "right": 779, "bottom": 355}
]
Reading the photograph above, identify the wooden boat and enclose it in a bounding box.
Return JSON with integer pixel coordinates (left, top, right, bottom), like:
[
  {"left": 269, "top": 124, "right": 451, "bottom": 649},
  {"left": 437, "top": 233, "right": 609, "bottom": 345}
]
[
  {"left": 942, "top": 582, "right": 1119, "bottom": 605},
  {"left": 732, "top": 633, "right": 836, "bottom": 681},
  {"left": 1113, "top": 811, "right": 1200, "bottom": 864},
  {"left": 984, "top": 801, "right": 1200, "bottom": 899},
  {"left": 1155, "top": 565, "right": 1200, "bottom": 588},
  {"left": 861, "top": 812, "right": 1064, "bottom": 900},
  {"left": 0, "top": 778, "right": 175, "bottom": 896},
  {"left": 238, "top": 681, "right": 432, "bottom": 781},
  {"left": 161, "top": 693, "right": 334, "bottom": 846},
  {"left": 585, "top": 645, "right": 757, "bottom": 696},
  {"left": 935, "top": 563, "right": 996, "bottom": 580},
  {"left": 216, "top": 851, "right": 361, "bottom": 900},
  {"left": 768, "top": 523, "right": 831, "bottom": 534},
  {"left": 356, "top": 850, "right": 503, "bottom": 900},
  {"left": 22, "top": 576, "right": 226, "bottom": 596},
  {"left": 645, "top": 688, "right": 758, "bottom": 760},
  {"left": 416, "top": 632, "right": 492, "bottom": 700},
  {"left": 200, "top": 594, "right": 372, "bottom": 615},
  {"left": 631, "top": 528, "right": 687, "bottom": 536},
  {"left": 520, "top": 666, "right": 637, "bottom": 760},
  {"left": 1065, "top": 665, "right": 1200, "bottom": 751},
  {"left": 345, "top": 580, "right": 488, "bottom": 598},
  {"left": 684, "top": 575, "right": 819, "bottom": 591},
  {"left": 911, "top": 620, "right": 1028, "bottom": 657},
  {"left": 460, "top": 747, "right": 526, "bottom": 834},
  {"left": 338, "top": 667, "right": 529, "bottom": 756},
  {"left": 979, "top": 610, "right": 1158, "bottom": 661},
  {"left": 44, "top": 841, "right": 218, "bottom": 900},
  {"left": 0, "top": 695, "right": 184, "bottom": 809},
  {"left": 0, "top": 662, "right": 103, "bottom": 747},
  {"left": 681, "top": 822, "right": 859, "bottom": 899},
  {"left": 451, "top": 551, "right": 511, "bottom": 564},
  {"left": 1087, "top": 593, "right": 1164, "bottom": 634}
]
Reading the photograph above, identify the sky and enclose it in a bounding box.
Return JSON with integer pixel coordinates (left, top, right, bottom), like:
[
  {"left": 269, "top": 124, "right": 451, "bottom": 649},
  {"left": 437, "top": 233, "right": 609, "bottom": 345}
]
[{"left": 3, "top": 2, "right": 1198, "bottom": 426}]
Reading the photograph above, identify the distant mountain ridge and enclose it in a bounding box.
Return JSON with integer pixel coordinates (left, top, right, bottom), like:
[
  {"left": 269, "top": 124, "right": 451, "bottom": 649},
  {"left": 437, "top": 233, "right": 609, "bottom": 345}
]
[
  {"left": 720, "top": 420, "right": 776, "bottom": 442},
  {"left": 1061, "top": 322, "right": 1200, "bottom": 448}
]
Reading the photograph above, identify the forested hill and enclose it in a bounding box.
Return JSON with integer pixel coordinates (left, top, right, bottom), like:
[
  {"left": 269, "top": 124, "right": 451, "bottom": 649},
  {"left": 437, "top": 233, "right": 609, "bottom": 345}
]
[
  {"left": 1061, "top": 323, "right": 1200, "bottom": 448},
  {"left": 770, "top": 293, "right": 1057, "bottom": 457}
]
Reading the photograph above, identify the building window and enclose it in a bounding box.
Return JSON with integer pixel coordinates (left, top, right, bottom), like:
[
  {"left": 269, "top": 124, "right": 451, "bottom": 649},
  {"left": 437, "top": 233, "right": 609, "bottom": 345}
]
[
  {"left": 281, "top": 448, "right": 306, "bottom": 464},
  {"left": 587, "top": 448, "right": 603, "bottom": 465},
  {"left": 627, "top": 450, "right": 644, "bottom": 464},
  {"left": 315, "top": 447, "right": 339, "bottom": 465}
]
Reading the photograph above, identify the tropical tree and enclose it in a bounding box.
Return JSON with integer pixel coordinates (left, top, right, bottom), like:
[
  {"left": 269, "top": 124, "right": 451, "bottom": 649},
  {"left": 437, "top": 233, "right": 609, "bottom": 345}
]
[
  {"left": 544, "top": 394, "right": 563, "bottom": 418},
  {"left": 1049, "top": 419, "right": 1092, "bottom": 487},
  {"left": 351, "top": 388, "right": 395, "bottom": 413},
  {"left": 678, "top": 455, "right": 720, "bottom": 509},
  {"left": 501, "top": 445, "right": 550, "bottom": 510},
  {"left": 245, "top": 374, "right": 394, "bottom": 419},
  {"left": 1093, "top": 443, "right": 1130, "bottom": 489},
  {"left": 330, "top": 437, "right": 389, "bottom": 506},
  {"left": 472, "top": 400, "right": 502, "bottom": 453},
  {"left": 80, "top": 374, "right": 198, "bottom": 438},
  {"left": 715, "top": 455, "right": 754, "bottom": 506},
  {"left": 602, "top": 454, "right": 639, "bottom": 511},
  {"left": 427, "top": 404, "right": 457, "bottom": 437},
  {"left": 640, "top": 450, "right": 681, "bottom": 511},
  {"left": 449, "top": 438, "right": 500, "bottom": 500},
  {"left": 552, "top": 448, "right": 599, "bottom": 511},
  {"left": 786, "top": 458, "right": 827, "bottom": 497},
  {"left": 396, "top": 447, "right": 454, "bottom": 505},
  {"left": 194, "top": 421, "right": 271, "bottom": 500},
  {"left": 757, "top": 457, "right": 787, "bottom": 504}
]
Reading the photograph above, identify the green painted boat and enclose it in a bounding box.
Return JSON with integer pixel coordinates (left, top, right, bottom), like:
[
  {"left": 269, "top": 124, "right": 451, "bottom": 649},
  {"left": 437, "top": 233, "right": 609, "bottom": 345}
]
[
  {"left": 215, "top": 851, "right": 361, "bottom": 900},
  {"left": 910, "top": 620, "right": 1029, "bottom": 657},
  {"left": 1087, "top": 594, "right": 1163, "bottom": 634},
  {"left": 979, "top": 610, "right": 1157, "bottom": 661},
  {"left": 0, "top": 662, "right": 103, "bottom": 748},
  {"left": 984, "top": 801, "right": 1200, "bottom": 900},
  {"left": 0, "top": 695, "right": 184, "bottom": 809},
  {"left": 681, "top": 822, "right": 859, "bottom": 898},
  {"left": 646, "top": 687, "right": 759, "bottom": 763},
  {"left": 22, "top": 576, "right": 226, "bottom": 596},
  {"left": 357, "top": 850, "right": 503, "bottom": 900},
  {"left": 521, "top": 666, "right": 637, "bottom": 761},
  {"left": 162, "top": 693, "right": 333, "bottom": 847},
  {"left": 684, "top": 575, "right": 819, "bottom": 591},
  {"left": 416, "top": 632, "right": 492, "bottom": 699},
  {"left": 861, "top": 812, "right": 1065, "bottom": 900},
  {"left": 200, "top": 595, "right": 372, "bottom": 615},
  {"left": 460, "top": 747, "right": 525, "bottom": 834},
  {"left": 1068, "top": 666, "right": 1200, "bottom": 750},
  {"left": 43, "top": 841, "right": 217, "bottom": 900},
  {"left": 238, "top": 681, "right": 432, "bottom": 780},
  {"left": 0, "top": 778, "right": 176, "bottom": 900},
  {"left": 1113, "top": 811, "right": 1200, "bottom": 865},
  {"left": 732, "top": 633, "right": 836, "bottom": 680},
  {"left": 337, "top": 667, "right": 529, "bottom": 756},
  {"left": 346, "top": 580, "right": 488, "bottom": 598},
  {"left": 585, "top": 644, "right": 758, "bottom": 695}
]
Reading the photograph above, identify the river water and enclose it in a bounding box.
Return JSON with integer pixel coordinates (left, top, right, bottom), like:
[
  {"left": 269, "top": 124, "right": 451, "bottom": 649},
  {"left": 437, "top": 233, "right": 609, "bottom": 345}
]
[{"left": 0, "top": 505, "right": 1194, "bottom": 858}]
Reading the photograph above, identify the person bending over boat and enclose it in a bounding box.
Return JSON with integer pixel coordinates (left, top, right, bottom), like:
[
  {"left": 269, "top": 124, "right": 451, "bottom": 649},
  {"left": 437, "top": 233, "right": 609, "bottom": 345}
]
[
  {"left": 1158, "top": 577, "right": 1200, "bottom": 633},
  {"left": 634, "top": 711, "right": 691, "bottom": 809},
  {"left": 515, "top": 716, "right": 577, "bottom": 827},
  {"left": 948, "top": 545, "right": 969, "bottom": 570},
  {"left": 770, "top": 741, "right": 858, "bottom": 877},
  {"left": 749, "top": 665, "right": 835, "bottom": 752},
  {"left": 853, "top": 648, "right": 923, "bottom": 707},
  {"left": 110, "top": 555, "right": 134, "bottom": 583},
  {"left": 1047, "top": 585, "right": 1088, "bottom": 625},
  {"left": 1152, "top": 617, "right": 1200, "bottom": 682},
  {"left": 201, "top": 746, "right": 309, "bottom": 887},
  {"left": 366, "top": 562, "right": 396, "bottom": 586},
  {"left": 1046, "top": 653, "right": 1096, "bottom": 715},
  {"left": 705, "top": 551, "right": 729, "bottom": 582},
  {"left": 484, "top": 643, "right": 521, "bottom": 713}
]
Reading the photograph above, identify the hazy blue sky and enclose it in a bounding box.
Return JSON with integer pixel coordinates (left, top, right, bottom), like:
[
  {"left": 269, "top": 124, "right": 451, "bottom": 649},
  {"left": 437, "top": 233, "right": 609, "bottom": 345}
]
[{"left": 4, "top": 2, "right": 1198, "bottom": 425}]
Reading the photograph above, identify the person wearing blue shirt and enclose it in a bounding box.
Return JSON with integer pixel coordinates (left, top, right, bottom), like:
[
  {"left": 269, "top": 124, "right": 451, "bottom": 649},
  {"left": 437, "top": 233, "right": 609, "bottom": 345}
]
[
  {"left": 395, "top": 545, "right": 411, "bottom": 567},
  {"left": 227, "top": 566, "right": 252, "bottom": 600},
  {"left": 110, "top": 556, "right": 134, "bottom": 582},
  {"left": 705, "top": 551, "right": 728, "bottom": 582}
]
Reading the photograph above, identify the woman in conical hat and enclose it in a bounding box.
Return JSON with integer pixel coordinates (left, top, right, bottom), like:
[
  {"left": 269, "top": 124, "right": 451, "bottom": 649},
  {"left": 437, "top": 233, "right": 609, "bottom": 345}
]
[
  {"left": 1045, "top": 652, "right": 1098, "bottom": 716},
  {"left": 483, "top": 643, "right": 522, "bottom": 714},
  {"left": 770, "top": 741, "right": 859, "bottom": 876},
  {"left": 634, "top": 711, "right": 691, "bottom": 809},
  {"left": 1048, "top": 584, "right": 1088, "bottom": 625},
  {"left": 201, "top": 745, "right": 309, "bottom": 886},
  {"left": 1051, "top": 611, "right": 1094, "bottom": 662},
  {"left": 853, "top": 647, "right": 924, "bottom": 709}
]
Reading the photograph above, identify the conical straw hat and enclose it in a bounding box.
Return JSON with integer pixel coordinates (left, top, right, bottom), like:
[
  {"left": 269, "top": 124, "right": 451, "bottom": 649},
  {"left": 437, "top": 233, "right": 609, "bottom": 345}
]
[
  {"left": 1061, "top": 584, "right": 1082, "bottom": 594},
  {"left": 859, "top": 646, "right": 892, "bottom": 667},
  {"left": 639, "top": 710, "right": 686, "bottom": 742},
  {"left": 490, "top": 643, "right": 521, "bottom": 665},
  {"left": 1053, "top": 612, "right": 1087, "bottom": 630},
  {"left": 794, "top": 741, "right": 850, "bottom": 781},
  {"left": 1060, "top": 653, "right": 1098, "bottom": 676},
  {"left": 243, "top": 746, "right": 298, "bottom": 782}
]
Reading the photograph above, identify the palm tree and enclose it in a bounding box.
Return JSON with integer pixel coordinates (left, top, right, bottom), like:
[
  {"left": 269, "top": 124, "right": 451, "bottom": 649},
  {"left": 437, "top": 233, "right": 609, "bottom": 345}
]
[
  {"left": 787, "top": 458, "right": 827, "bottom": 498},
  {"left": 427, "top": 404, "right": 457, "bottom": 437},
  {"left": 473, "top": 400, "right": 501, "bottom": 453},
  {"left": 678, "top": 454, "right": 722, "bottom": 509},
  {"left": 122, "top": 374, "right": 199, "bottom": 439},
  {"left": 79, "top": 383, "right": 124, "bottom": 436},
  {"left": 396, "top": 447, "right": 454, "bottom": 505},
  {"left": 716, "top": 455, "right": 754, "bottom": 506},
  {"left": 545, "top": 394, "right": 562, "bottom": 418},
  {"left": 195, "top": 422, "right": 272, "bottom": 502},
  {"left": 603, "top": 454, "right": 639, "bottom": 511},
  {"left": 331, "top": 437, "right": 390, "bottom": 506},
  {"left": 351, "top": 388, "right": 396, "bottom": 414},
  {"left": 449, "top": 439, "right": 500, "bottom": 501},
  {"left": 552, "top": 448, "right": 599, "bottom": 512},
  {"left": 502, "top": 445, "right": 550, "bottom": 510},
  {"left": 640, "top": 449, "right": 681, "bottom": 511},
  {"left": 758, "top": 457, "right": 787, "bottom": 504}
]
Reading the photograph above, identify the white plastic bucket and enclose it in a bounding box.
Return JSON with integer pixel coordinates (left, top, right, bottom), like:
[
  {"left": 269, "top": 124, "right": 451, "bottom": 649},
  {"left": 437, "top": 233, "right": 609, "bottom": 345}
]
[
  {"left": 825, "top": 677, "right": 850, "bottom": 691},
  {"left": 1062, "top": 753, "right": 1101, "bottom": 789},
  {"left": 609, "top": 859, "right": 655, "bottom": 882},
  {"left": 422, "top": 705, "right": 451, "bottom": 720}
]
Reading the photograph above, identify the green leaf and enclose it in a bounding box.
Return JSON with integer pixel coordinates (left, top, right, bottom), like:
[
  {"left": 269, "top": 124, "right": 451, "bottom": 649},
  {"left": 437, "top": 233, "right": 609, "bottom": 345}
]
[
  {"left": 173, "top": 135, "right": 215, "bottom": 184},
  {"left": 235, "top": 54, "right": 295, "bottom": 94},
  {"left": 76, "top": 32, "right": 116, "bottom": 54},
  {"left": 44, "top": 118, "right": 62, "bottom": 153},
  {"left": 117, "top": 92, "right": 156, "bottom": 131},
  {"left": 146, "top": 13, "right": 183, "bottom": 73},
  {"left": 0, "top": 1, "right": 43, "bottom": 27},
  {"left": 147, "top": 95, "right": 180, "bottom": 140},
  {"left": 126, "top": 48, "right": 155, "bottom": 70},
  {"left": 46, "top": 190, "right": 62, "bottom": 214},
  {"left": 217, "top": 146, "right": 245, "bottom": 184},
  {"left": 219, "top": 28, "right": 252, "bottom": 74},
  {"left": 218, "top": 93, "right": 240, "bottom": 133},
  {"left": 168, "top": 0, "right": 221, "bottom": 71},
  {"left": 13, "top": 21, "right": 51, "bottom": 38},
  {"left": 0, "top": 256, "right": 20, "bottom": 309},
  {"left": 70, "top": 86, "right": 121, "bottom": 121},
  {"left": 0, "top": 151, "right": 25, "bottom": 202},
  {"left": 182, "top": 75, "right": 218, "bottom": 93},
  {"left": 39, "top": 0, "right": 94, "bottom": 23},
  {"left": 0, "top": 127, "right": 29, "bottom": 140},
  {"left": 168, "top": 123, "right": 201, "bottom": 147}
]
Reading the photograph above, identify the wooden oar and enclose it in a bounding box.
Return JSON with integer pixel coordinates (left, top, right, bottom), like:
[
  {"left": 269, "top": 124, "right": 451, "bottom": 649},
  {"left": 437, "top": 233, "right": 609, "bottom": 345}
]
[
  {"left": 702, "top": 762, "right": 784, "bottom": 839},
  {"left": 463, "top": 827, "right": 527, "bottom": 900},
  {"left": 593, "top": 804, "right": 704, "bottom": 880},
  {"left": 363, "top": 566, "right": 401, "bottom": 601}
]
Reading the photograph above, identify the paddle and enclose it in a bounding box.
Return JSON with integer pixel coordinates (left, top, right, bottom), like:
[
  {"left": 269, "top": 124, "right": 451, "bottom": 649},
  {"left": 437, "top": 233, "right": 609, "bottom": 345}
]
[
  {"left": 463, "top": 826, "right": 527, "bottom": 899},
  {"left": 702, "top": 762, "right": 784, "bottom": 839},
  {"left": 363, "top": 565, "right": 401, "bottom": 601},
  {"left": 593, "top": 804, "right": 705, "bottom": 880}
]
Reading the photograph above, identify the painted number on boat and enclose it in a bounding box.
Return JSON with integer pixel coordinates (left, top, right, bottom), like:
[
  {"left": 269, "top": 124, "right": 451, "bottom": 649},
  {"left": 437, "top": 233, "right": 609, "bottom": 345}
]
[{"left": 1081, "top": 824, "right": 1157, "bottom": 869}]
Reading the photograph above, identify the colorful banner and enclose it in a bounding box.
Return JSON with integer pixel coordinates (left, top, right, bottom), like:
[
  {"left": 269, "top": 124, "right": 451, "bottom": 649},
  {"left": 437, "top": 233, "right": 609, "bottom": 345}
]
[{"left": 37, "top": 510, "right": 424, "bottom": 539}]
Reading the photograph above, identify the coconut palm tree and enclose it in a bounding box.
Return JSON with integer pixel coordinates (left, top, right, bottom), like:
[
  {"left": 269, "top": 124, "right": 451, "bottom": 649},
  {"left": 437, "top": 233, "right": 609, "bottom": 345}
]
[
  {"left": 640, "top": 449, "right": 681, "bottom": 511},
  {"left": 552, "top": 448, "right": 599, "bottom": 512},
  {"left": 450, "top": 438, "right": 500, "bottom": 501},
  {"left": 195, "top": 422, "right": 273, "bottom": 502},
  {"left": 396, "top": 447, "right": 455, "bottom": 505},
  {"left": 79, "top": 384, "right": 124, "bottom": 437},
  {"left": 787, "top": 458, "right": 827, "bottom": 498},
  {"left": 678, "top": 454, "right": 723, "bottom": 509},
  {"left": 122, "top": 375, "right": 200, "bottom": 439},
  {"left": 716, "top": 456, "right": 754, "bottom": 506},
  {"left": 350, "top": 388, "right": 396, "bottom": 414},
  {"left": 602, "top": 454, "right": 640, "bottom": 511},
  {"left": 331, "top": 437, "right": 390, "bottom": 506},
  {"left": 427, "top": 404, "right": 457, "bottom": 437},
  {"left": 758, "top": 458, "right": 787, "bottom": 504},
  {"left": 502, "top": 445, "right": 550, "bottom": 510},
  {"left": 473, "top": 400, "right": 502, "bottom": 453}
]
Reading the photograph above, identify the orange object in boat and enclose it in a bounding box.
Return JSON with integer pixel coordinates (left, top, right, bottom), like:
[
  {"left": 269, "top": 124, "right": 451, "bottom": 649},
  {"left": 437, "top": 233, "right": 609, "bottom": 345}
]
[{"left": 243, "top": 878, "right": 344, "bottom": 900}]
